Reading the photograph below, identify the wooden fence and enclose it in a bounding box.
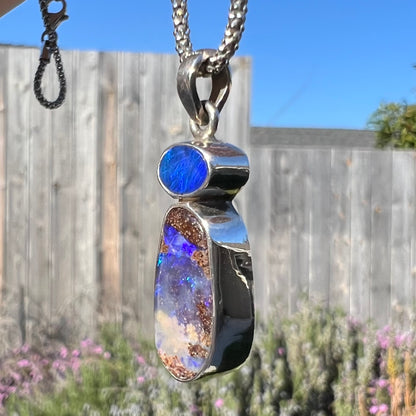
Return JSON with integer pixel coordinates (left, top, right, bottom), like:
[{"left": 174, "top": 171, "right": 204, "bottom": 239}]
[
  {"left": 0, "top": 44, "right": 415, "bottom": 346},
  {"left": 250, "top": 128, "right": 416, "bottom": 326},
  {"left": 0, "top": 44, "right": 251, "bottom": 343}
]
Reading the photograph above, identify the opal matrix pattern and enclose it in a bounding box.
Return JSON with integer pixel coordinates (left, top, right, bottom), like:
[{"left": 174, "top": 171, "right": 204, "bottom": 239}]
[{"left": 154, "top": 207, "right": 213, "bottom": 381}]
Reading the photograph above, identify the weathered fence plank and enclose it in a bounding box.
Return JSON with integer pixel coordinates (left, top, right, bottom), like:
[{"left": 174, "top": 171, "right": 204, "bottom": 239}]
[
  {"left": 137, "top": 53, "right": 162, "bottom": 336},
  {"left": 49, "top": 50, "right": 75, "bottom": 334},
  {"left": 118, "top": 52, "right": 142, "bottom": 335},
  {"left": 349, "top": 150, "right": 372, "bottom": 320},
  {"left": 5, "top": 47, "right": 31, "bottom": 338},
  {"left": 269, "top": 149, "right": 291, "bottom": 315},
  {"left": 390, "top": 152, "right": 415, "bottom": 322},
  {"left": 248, "top": 147, "right": 272, "bottom": 317},
  {"left": 370, "top": 151, "right": 392, "bottom": 324},
  {"left": 288, "top": 150, "right": 311, "bottom": 313},
  {"left": 309, "top": 149, "right": 331, "bottom": 303},
  {"left": 98, "top": 51, "right": 121, "bottom": 319},
  {"left": 329, "top": 149, "right": 352, "bottom": 312},
  {"left": 28, "top": 47, "right": 52, "bottom": 340},
  {"left": 72, "top": 50, "right": 100, "bottom": 334}
]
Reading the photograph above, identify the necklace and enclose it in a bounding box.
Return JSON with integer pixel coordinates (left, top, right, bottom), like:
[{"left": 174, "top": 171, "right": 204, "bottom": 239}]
[
  {"left": 34, "top": 0, "right": 68, "bottom": 109},
  {"left": 154, "top": 0, "right": 254, "bottom": 381}
]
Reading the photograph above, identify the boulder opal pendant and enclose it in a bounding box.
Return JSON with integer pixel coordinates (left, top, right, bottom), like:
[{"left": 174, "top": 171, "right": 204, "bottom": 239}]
[{"left": 154, "top": 50, "right": 254, "bottom": 382}]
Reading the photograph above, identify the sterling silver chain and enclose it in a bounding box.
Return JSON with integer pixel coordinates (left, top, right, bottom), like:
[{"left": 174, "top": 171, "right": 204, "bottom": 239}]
[{"left": 171, "top": 0, "right": 248, "bottom": 74}]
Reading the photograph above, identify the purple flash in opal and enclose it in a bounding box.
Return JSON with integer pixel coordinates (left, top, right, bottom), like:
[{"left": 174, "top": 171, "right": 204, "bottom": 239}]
[
  {"left": 154, "top": 207, "right": 213, "bottom": 381},
  {"left": 158, "top": 145, "right": 208, "bottom": 195}
]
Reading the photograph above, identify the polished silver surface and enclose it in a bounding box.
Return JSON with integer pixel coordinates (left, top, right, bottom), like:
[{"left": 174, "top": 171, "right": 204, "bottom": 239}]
[
  {"left": 157, "top": 140, "right": 249, "bottom": 200},
  {"left": 171, "top": 0, "right": 248, "bottom": 74},
  {"left": 177, "top": 50, "right": 231, "bottom": 125},
  {"left": 189, "top": 101, "right": 220, "bottom": 142},
  {"left": 155, "top": 201, "right": 254, "bottom": 381},
  {"left": 191, "top": 201, "right": 254, "bottom": 378}
]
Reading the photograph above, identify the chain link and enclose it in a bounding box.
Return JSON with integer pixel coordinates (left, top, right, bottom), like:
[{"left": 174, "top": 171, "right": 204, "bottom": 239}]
[
  {"left": 171, "top": 0, "right": 248, "bottom": 74},
  {"left": 34, "top": 0, "right": 68, "bottom": 109},
  {"left": 34, "top": 40, "right": 67, "bottom": 109}
]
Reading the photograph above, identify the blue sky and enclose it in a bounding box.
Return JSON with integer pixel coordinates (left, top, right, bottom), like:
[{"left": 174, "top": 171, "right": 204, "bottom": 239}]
[{"left": 1, "top": 0, "right": 415, "bottom": 129}]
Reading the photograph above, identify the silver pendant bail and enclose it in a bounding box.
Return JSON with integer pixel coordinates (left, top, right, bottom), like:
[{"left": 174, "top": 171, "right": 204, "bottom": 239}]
[
  {"left": 189, "top": 100, "right": 219, "bottom": 142},
  {"left": 177, "top": 49, "right": 232, "bottom": 127}
]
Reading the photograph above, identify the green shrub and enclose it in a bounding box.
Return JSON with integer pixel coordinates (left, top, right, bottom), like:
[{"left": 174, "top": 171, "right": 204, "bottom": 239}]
[
  {"left": 4, "top": 302, "right": 416, "bottom": 415},
  {"left": 368, "top": 102, "right": 416, "bottom": 148}
]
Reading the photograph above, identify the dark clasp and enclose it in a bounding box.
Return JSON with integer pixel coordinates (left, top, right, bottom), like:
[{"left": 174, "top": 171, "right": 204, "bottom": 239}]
[
  {"left": 39, "top": 0, "right": 68, "bottom": 63},
  {"left": 44, "top": 0, "right": 68, "bottom": 32}
]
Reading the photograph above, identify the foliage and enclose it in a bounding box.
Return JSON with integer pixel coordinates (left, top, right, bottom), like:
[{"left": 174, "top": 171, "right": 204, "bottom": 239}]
[
  {"left": 3, "top": 303, "right": 416, "bottom": 415},
  {"left": 368, "top": 102, "right": 416, "bottom": 148}
]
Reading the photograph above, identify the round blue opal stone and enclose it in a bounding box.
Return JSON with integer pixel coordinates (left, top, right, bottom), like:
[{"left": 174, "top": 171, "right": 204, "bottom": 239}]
[{"left": 159, "top": 145, "right": 208, "bottom": 195}]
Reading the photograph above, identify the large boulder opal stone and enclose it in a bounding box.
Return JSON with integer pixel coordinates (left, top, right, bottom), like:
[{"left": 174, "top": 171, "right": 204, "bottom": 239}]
[{"left": 154, "top": 206, "right": 213, "bottom": 381}]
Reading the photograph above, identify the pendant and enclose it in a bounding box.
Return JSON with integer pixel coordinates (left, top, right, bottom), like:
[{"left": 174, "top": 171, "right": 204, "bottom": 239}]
[{"left": 154, "top": 50, "right": 254, "bottom": 381}]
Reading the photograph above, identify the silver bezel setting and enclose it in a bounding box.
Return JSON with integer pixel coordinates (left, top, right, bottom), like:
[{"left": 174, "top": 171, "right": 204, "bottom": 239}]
[
  {"left": 157, "top": 140, "right": 250, "bottom": 201},
  {"left": 154, "top": 201, "right": 254, "bottom": 381}
]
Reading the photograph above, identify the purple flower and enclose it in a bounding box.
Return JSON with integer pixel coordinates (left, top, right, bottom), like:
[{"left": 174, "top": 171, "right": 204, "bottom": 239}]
[
  {"left": 348, "top": 316, "right": 361, "bottom": 328},
  {"left": 377, "top": 378, "right": 388, "bottom": 389},
  {"left": 10, "top": 370, "right": 22, "bottom": 382},
  {"left": 369, "top": 405, "right": 379, "bottom": 414},
  {"left": 52, "top": 360, "right": 67, "bottom": 373},
  {"left": 81, "top": 338, "right": 94, "bottom": 349},
  {"left": 136, "top": 355, "right": 146, "bottom": 365},
  {"left": 60, "top": 346, "right": 68, "bottom": 359},
  {"left": 17, "top": 359, "right": 31, "bottom": 368},
  {"left": 103, "top": 351, "right": 111, "bottom": 359},
  {"left": 92, "top": 346, "right": 104, "bottom": 355},
  {"left": 278, "top": 347, "right": 285, "bottom": 356},
  {"left": 395, "top": 333, "right": 410, "bottom": 347},
  {"left": 5, "top": 386, "right": 16, "bottom": 394},
  {"left": 71, "top": 357, "right": 81, "bottom": 373},
  {"left": 72, "top": 349, "right": 81, "bottom": 357},
  {"left": 379, "top": 403, "right": 388, "bottom": 412},
  {"left": 215, "top": 398, "right": 224, "bottom": 408},
  {"left": 377, "top": 335, "right": 389, "bottom": 349},
  {"left": 137, "top": 376, "right": 145, "bottom": 384}
]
